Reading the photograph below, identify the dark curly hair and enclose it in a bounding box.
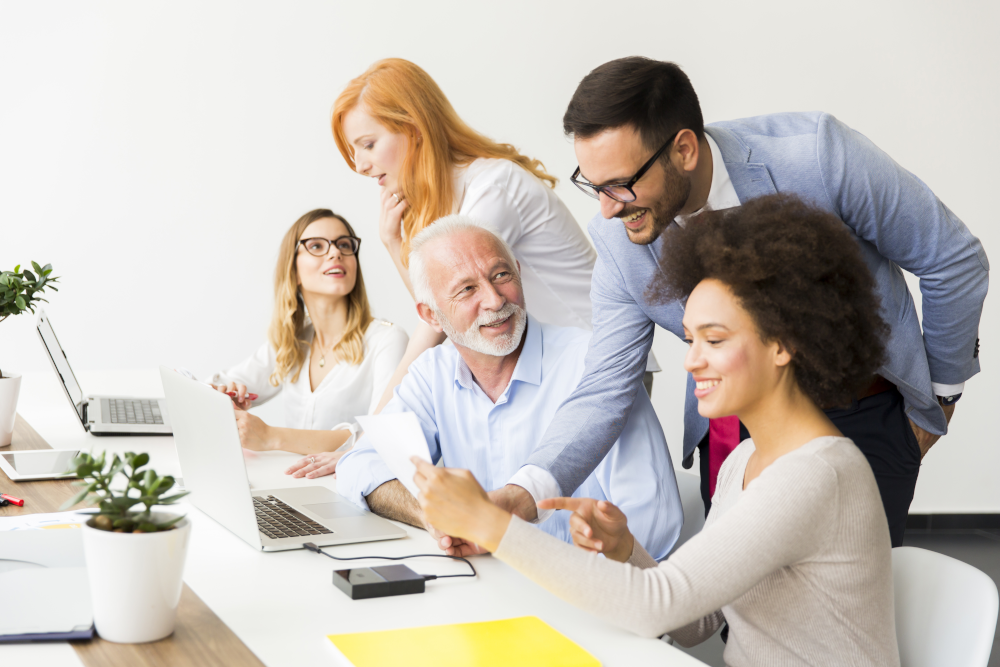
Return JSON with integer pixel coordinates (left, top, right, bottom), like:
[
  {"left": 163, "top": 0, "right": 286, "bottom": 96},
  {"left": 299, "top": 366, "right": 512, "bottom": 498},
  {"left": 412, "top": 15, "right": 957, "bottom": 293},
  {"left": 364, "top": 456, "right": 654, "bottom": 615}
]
[{"left": 648, "top": 193, "right": 889, "bottom": 408}]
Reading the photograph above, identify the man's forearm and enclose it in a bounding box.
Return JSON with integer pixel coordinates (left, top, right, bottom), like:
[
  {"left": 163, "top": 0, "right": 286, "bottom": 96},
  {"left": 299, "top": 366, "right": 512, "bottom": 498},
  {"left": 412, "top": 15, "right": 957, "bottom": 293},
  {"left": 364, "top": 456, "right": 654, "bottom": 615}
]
[{"left": 365, "top": 480, "right": 425, "bottom": 528}]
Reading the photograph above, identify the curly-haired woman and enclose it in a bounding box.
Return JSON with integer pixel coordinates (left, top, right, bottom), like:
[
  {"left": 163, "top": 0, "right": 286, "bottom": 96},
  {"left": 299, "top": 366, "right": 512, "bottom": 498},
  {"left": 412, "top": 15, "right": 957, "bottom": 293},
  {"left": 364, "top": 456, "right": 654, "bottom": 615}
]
[
  {"left": 208, "top": 209, "right": 408, "bottom": 475},
  {"left": 411, "top": 194, "right": 900, "bottom": 666}
]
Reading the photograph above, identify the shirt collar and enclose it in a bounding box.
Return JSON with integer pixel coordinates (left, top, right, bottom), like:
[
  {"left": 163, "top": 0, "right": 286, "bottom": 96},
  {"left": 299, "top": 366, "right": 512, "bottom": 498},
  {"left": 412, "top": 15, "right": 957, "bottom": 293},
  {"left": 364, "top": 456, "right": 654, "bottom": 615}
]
[
  {"left": 674, "top": 133, "right": 741, "bottom": 228},
  {"left": 453, "top": 313, "right": 542, "bottom": 392}
]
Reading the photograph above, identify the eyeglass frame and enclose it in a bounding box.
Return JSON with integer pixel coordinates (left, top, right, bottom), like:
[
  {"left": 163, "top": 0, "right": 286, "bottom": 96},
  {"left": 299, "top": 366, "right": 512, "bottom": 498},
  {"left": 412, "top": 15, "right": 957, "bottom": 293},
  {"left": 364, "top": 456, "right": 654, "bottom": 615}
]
[
  {"left": 296, "top": 235, "right": 362, "bottom": 257},
  {"left": 570, "top": 129, "right": 682, "bottom": 203}
]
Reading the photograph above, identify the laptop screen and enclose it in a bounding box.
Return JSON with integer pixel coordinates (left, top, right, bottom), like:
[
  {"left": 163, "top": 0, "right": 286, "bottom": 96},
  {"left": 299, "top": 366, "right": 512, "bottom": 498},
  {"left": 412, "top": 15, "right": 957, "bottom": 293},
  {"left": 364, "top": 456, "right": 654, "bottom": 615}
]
[{"left": 36, "top": 312, "right": 86, "bottom": 424}]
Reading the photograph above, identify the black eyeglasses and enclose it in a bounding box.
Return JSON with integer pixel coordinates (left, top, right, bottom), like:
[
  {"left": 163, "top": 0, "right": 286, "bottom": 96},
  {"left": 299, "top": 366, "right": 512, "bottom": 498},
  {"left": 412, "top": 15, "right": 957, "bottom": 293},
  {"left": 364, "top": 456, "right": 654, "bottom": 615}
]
[
  {"left": 570, "top": 130, "right": 681, "bottom": 203},
  {"left": 297, "top": 236, "right": 361, "bottom": 257}
]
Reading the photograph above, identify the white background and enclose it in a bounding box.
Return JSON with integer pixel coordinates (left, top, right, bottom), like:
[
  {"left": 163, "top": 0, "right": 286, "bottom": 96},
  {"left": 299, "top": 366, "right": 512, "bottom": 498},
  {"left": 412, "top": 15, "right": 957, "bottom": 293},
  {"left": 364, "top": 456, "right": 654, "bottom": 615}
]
[{"left": 1, "top": 1, "right": 996, "bottom": 512}]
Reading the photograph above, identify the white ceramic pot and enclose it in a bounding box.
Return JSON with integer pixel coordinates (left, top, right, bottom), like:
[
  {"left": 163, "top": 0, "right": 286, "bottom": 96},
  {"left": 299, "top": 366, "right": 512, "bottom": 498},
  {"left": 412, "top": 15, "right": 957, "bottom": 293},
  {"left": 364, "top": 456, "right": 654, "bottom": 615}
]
[
  {"left": 81, "top": 513, "right": 191, "bottom": 643},
  {"left": 0, "top": 372, "right": 21, "bottom": 447}
]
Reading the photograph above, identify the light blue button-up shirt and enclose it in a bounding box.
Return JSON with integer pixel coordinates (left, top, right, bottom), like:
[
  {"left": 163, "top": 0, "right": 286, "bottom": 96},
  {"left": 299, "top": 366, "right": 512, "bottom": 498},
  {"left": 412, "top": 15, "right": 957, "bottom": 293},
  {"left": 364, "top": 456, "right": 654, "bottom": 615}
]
[{"left": 336, "top": 315, "right": 682, "bottom": 560}]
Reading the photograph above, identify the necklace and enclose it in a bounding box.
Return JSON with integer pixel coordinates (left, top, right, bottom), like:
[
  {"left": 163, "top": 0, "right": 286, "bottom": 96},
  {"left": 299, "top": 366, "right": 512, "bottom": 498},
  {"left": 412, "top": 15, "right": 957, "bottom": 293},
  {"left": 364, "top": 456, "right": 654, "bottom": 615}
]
[{"left": 314, "top": 332, "right": 341, "bottom": 368}]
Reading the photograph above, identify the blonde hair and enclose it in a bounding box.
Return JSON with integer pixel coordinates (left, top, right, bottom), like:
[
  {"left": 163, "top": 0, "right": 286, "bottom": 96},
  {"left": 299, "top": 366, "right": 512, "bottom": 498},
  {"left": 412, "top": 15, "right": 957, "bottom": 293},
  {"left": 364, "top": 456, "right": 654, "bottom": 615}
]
[
  {"left": 268, "top": 209, "right": 373, "bottom": 386},
  {"left": 332, "top": 58, "right": 557, "bottom": 266}
]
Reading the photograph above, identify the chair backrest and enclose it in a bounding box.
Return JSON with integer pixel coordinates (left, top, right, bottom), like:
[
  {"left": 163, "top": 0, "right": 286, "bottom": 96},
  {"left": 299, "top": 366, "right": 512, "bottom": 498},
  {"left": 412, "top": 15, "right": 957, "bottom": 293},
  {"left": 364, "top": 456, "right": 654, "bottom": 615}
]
[
  {"left": 892, "top": 546, "right": 999, "bottom": 667},
  {"left": 670, "top": 470, "right": 705, "bottom": 555}
]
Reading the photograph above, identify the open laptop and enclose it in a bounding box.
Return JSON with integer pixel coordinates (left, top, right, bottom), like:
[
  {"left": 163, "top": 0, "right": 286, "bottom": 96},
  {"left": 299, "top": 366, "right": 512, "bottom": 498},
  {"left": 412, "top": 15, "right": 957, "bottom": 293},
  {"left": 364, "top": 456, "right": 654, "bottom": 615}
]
[
  {"left": 36, "top": 311, "right": 171, "bottom": 435},
  {"left": 159, "top": 366, "right": 406, "bottom": 551}
]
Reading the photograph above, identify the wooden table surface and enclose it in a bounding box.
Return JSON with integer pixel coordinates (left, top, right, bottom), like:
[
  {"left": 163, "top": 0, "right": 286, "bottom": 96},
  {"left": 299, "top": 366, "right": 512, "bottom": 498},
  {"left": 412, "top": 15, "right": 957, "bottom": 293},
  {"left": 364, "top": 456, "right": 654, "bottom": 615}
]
[{"left": 1, "top": 414, "right": 265, "bottom": 667}]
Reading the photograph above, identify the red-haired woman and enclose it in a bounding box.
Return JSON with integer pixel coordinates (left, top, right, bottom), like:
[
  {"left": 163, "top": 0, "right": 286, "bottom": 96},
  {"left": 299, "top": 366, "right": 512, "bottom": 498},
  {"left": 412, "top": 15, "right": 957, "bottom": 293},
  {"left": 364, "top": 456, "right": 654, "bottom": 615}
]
[{"left": 331, "top": 58, "right": 599, "bottom": 417}]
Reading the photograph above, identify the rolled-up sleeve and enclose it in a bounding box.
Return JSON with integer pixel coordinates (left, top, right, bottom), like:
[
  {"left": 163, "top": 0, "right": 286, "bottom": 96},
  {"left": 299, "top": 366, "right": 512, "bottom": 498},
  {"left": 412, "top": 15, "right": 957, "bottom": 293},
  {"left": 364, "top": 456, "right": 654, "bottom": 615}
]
[
  {"left": 208, "top": 341, "right": 282, "bottom": 406},
  {"left": 335, "top": 436, "right": 396, "bottom": 510},
  {"left": 336, "top": 352, "right": 442, "bottom": 510}
]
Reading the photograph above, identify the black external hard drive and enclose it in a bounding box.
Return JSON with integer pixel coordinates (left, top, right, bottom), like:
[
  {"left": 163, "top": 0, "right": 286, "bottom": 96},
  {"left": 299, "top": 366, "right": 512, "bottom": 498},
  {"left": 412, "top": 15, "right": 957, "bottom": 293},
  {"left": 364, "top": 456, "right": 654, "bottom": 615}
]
[{"left": 333, "top": 564, "right": 426, "bottom": 600}]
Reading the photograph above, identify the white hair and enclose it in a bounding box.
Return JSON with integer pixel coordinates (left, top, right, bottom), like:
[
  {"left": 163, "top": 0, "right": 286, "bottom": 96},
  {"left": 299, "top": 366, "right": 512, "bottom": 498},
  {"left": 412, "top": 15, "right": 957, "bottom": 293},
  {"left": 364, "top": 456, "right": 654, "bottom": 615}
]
[{"left": 408, "top": 214, "right": 518, "bottom": 309}]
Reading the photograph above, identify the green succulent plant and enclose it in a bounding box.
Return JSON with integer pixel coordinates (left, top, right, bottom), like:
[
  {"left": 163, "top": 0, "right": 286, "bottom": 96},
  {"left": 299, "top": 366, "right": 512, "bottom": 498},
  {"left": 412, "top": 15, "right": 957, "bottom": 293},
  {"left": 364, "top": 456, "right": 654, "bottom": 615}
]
[
  {"left": 1, "top": 261, "right": 59, "bottom": 379},
  {"left": 61, "top": 451, "right": 189, "bottom": 533}
]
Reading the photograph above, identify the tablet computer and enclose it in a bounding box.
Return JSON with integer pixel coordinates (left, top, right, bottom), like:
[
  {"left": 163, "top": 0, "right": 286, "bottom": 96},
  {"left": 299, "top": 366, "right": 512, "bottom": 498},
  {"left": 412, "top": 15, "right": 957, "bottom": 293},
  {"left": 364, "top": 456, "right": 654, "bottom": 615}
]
[{"left": 0, "top": 450, "right": 81, "bottom": 481}]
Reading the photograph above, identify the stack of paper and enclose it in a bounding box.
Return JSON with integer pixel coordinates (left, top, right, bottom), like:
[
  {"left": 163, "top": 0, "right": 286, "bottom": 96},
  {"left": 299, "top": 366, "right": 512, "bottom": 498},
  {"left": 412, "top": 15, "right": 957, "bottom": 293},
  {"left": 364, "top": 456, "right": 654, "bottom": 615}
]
[{"left": 0, "top": 514, "right": 94, "bottom": 642}]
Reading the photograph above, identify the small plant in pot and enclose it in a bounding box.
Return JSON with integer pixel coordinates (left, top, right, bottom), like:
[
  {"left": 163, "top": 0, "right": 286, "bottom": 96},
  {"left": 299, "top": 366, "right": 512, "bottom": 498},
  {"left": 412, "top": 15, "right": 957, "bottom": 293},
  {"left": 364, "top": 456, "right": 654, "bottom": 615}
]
[
  {"left": 62, "top": 451, "right": 192, "bottom": 643},
  {"left": 0, "top": 262, "right": 58, "bottom": 446}
]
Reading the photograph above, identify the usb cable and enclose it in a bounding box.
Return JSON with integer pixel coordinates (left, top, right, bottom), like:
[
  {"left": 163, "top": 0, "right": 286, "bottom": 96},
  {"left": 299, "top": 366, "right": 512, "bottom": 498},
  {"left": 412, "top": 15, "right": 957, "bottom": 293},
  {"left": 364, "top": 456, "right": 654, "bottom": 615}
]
[{"left": 303, "top": 542, "right": 477, "bottom": 580}]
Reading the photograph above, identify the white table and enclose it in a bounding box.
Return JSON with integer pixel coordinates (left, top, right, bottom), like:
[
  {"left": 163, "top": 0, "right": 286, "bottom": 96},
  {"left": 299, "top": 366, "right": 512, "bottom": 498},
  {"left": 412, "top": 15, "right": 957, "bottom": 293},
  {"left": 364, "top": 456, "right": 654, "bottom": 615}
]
[{"left": 8, "top": 369, "right": 706, "bottom": 666}]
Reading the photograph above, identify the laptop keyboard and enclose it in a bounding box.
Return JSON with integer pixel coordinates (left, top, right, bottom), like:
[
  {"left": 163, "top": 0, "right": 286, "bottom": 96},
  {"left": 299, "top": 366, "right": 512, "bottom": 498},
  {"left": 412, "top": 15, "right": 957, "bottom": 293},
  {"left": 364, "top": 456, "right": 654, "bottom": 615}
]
[
  {"left": 254, "top": 495, "right": 333, "bottom": 540},
  {"left": 101, "top": 399, "right": 164, "bottom": 424}
]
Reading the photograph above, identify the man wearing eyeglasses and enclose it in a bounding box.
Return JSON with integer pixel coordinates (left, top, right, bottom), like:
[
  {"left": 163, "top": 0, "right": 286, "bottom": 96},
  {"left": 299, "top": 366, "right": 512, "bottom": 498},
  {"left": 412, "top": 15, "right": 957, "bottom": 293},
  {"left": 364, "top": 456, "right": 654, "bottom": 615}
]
[{"left": 492, "top": 57, "right": 988, "bottom": 550}]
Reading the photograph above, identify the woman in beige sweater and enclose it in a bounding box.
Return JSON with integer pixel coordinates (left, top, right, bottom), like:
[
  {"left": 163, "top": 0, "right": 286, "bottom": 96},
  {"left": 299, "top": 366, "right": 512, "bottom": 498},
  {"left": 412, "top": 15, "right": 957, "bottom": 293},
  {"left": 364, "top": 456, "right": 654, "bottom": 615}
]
[{"left": 412, "top": 194, "right": 901, "bottom": 667}]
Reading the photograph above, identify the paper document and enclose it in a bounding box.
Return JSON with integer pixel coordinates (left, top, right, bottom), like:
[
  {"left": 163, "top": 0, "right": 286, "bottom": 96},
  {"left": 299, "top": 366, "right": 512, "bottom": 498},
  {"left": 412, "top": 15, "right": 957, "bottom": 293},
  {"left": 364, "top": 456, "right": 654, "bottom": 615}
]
[
  {"left": 0, "top": 510, "right": 89, "bottom": 532},
  {"left": 328, "top": 616, "right": 600, "bottom": 667},
  {"left": 0, "top": 529, "right": 94, "bottom": 639},
  {"left": 356, "top": 412, "right": 432, "bottom": 499}
]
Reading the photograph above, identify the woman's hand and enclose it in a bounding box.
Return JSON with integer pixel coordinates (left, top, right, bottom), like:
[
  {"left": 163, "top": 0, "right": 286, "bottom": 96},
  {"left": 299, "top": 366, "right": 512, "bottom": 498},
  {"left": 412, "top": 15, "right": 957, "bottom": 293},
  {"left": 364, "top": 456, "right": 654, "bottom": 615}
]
[
  {"left": 378, "top": 187, "right": 409, "bottom": 249},
  {"left": 538, "top": 497, "right": 635, "bottom": 563},
  {"left": 411, "top": 457, "right": 510, "bottom": 553},
  {"left": 233, "top": 408, "right": 275, "bottom": 452},
  {"left": 211, "top": 381, "right": 254, "bottom": 410},
  {"left": 285, "top": 449, "right": 348, "bottom": 478}
]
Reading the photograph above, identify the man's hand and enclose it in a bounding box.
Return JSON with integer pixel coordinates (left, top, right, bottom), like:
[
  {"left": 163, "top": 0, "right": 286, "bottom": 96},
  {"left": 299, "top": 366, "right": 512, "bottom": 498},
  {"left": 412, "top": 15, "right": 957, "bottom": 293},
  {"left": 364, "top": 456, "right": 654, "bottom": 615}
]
[
  {"left": 411, "top": 458, "right": 510, "bottom": 554},
  {"left": 488, "top": 484, "right": 538, "bottom": 523},
  {"left": 538, "top": 497, "right": 634, "bottom": 563},
  {"left": 910, "top": 402, "right": 956, "bottom": 459}
]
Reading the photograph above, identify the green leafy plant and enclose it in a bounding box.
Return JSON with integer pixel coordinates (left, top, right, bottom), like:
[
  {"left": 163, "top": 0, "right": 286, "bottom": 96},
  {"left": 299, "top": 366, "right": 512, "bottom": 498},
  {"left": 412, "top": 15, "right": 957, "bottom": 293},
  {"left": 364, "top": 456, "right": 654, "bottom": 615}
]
[
  {"left": 61, "top": 451, "right": 189, "bottom": 533},
  {"left": 1, "top": 261, "right": 59, "bottom": 378}
]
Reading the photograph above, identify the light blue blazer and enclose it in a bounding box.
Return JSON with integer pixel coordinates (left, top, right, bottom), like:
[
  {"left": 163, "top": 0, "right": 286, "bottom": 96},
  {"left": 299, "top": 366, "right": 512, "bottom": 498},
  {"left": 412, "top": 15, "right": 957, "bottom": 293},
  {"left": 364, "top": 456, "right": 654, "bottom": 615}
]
[{"left": 528, "top": 111, "right": 989, "bottom": 495}]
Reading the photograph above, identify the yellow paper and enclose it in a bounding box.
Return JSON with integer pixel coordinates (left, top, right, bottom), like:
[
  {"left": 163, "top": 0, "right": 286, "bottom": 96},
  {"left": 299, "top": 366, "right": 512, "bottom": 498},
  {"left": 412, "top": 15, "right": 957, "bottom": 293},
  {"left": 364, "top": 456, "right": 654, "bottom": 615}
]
[{"left": 328, "top": 616, "right": 600, "bottom": 667}]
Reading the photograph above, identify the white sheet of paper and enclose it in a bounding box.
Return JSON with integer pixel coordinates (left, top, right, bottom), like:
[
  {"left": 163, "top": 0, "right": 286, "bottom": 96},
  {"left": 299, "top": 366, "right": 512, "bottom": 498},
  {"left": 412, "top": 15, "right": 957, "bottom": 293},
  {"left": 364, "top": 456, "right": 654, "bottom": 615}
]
[{"left": 356, "top": 413, "right": 433, "bottom": 499}]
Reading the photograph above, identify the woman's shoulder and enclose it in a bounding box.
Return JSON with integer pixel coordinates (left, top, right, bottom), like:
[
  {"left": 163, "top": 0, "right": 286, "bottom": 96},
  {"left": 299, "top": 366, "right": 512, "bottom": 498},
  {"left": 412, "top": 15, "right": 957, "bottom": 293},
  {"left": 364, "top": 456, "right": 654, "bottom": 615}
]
[
  {"left": 792, "top": 436, "right": 868, "bottom": 469},
  {"left": 761, "top": 436, "right": 867, "bottom": 501},
  {"left": 461, "top": 157, "right": 514, "bottom": 182},
  {"left": 364, "top": 318, "right": 410, "bottom": 347},
  {"left": 717, "top": 439, "right": 756, "bottom": 490},
  {"left": 463, "top": 157, "right": 548, "bottom": 193}
]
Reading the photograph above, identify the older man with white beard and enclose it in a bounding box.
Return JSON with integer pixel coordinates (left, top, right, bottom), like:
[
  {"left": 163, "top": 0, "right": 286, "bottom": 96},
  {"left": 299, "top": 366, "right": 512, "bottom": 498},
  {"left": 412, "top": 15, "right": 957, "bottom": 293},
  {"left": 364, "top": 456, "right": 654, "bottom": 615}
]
[{"left": 336, "top": 216, "right": 682, "bottom": 559}]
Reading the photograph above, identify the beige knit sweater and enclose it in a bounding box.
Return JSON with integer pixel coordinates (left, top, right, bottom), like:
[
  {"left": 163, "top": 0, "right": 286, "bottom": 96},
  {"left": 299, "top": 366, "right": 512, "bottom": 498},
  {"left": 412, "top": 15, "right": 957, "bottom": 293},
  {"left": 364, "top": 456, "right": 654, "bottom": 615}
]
[{"left": 495, "top": 436, "right": 900, "bottom": 666}]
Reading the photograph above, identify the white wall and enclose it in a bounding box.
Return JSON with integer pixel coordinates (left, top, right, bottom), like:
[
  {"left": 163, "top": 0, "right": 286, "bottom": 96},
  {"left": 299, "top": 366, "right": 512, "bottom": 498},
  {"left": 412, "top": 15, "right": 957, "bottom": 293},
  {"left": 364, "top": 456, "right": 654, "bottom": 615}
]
[{"left": 1, "top": 0, "right": 996, "bottom": 512}]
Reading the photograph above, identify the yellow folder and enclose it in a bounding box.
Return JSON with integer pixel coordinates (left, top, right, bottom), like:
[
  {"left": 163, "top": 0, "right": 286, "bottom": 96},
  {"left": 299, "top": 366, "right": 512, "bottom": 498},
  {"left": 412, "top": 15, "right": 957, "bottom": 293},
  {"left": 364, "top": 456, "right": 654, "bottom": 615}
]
[{"left": 327, "top": 615, "right": 601, "bottom": 667}]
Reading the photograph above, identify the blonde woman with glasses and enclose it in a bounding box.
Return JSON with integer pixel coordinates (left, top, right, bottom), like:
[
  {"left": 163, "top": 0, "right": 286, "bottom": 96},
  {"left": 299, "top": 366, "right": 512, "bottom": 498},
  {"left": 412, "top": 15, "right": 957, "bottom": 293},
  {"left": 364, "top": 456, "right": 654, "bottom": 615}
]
[
  {"left": 208, "top": 209, "right": 408, "bottom": 478},
  {"left": 331, "top": 59, "right": 602, "bottom": 427}
]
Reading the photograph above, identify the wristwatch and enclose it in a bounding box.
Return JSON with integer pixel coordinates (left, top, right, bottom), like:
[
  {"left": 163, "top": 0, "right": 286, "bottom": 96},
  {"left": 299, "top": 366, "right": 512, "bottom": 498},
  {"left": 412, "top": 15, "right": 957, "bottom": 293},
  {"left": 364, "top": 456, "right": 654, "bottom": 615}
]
[{"left": 937, "top": 394, "right": 962, "bottom": 406}]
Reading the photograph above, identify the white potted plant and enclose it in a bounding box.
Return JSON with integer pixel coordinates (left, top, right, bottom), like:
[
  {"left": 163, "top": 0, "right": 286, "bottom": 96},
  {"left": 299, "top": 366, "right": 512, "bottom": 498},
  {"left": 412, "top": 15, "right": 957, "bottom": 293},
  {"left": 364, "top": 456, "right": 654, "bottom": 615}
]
[
  {"left": 62, "top": 451, "right": 191, "bottom": 643},
  {"left": 0, "top": 261, "right": 59, "bottom": 446}
]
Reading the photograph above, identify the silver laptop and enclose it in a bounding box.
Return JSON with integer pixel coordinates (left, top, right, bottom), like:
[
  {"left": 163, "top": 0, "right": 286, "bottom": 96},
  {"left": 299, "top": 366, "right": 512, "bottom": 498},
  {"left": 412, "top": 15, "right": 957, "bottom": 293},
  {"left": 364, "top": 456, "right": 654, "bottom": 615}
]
[
  {"left": 36, "top": 311, "right": 171, "bottom": 435},
  {"left": 159, "top": 366, "right": 406, "bottom": 551}
]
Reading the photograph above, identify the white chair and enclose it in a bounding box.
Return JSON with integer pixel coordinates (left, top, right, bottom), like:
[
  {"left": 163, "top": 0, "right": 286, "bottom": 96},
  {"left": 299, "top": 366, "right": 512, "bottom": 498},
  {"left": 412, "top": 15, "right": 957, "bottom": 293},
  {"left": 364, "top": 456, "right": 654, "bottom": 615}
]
[
  {"left": 892, "top": 546, "right": 999, "bottom": 667},
  {"left": 670, "top": 469, "right": 706, "bottom": 555}
]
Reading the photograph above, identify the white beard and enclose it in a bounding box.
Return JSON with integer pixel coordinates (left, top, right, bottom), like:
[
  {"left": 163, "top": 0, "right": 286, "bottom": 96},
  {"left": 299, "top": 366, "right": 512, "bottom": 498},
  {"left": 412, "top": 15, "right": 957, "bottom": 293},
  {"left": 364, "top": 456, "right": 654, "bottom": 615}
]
[{"left": 437, "top": 302, "right": 527, "bottom": 357}]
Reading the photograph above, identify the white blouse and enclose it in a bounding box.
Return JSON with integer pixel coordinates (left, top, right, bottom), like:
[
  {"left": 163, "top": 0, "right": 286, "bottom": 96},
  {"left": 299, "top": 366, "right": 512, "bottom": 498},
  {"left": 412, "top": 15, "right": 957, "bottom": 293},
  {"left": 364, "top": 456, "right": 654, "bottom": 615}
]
[
  {"left": 455, "top": 158, "right": 596, "bottom": 330},
  {"left": 209, "top": 319, "right": 409, "bottom": 432}
]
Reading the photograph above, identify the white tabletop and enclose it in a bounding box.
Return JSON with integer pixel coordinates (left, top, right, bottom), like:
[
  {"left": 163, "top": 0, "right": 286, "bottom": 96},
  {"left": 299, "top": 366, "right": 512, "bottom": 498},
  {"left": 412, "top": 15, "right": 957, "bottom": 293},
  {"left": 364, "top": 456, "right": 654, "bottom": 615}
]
[{"left": 5, "top": 370, "right": 706, "bottom": 666}]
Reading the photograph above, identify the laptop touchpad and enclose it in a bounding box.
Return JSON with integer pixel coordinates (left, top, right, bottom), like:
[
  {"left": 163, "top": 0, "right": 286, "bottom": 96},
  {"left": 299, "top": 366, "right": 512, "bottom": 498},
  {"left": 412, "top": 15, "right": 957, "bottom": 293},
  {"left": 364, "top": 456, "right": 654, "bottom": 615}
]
[{"left": 304, "top": 502, "right": 366, "bottom": 519}]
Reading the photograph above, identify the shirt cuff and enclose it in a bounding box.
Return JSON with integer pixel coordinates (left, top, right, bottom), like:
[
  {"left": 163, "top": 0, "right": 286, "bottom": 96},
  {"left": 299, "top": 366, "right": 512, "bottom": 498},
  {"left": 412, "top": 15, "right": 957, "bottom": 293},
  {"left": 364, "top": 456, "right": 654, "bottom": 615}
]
[
  {"left": 330, "top": 421, "right": 360, "bottom": 452},
  {"left": 507, "top": 465, "right": 561, "bottom": 524},
  {"left": 931, "top": 381, "right": 965, "bottom": 397}
]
